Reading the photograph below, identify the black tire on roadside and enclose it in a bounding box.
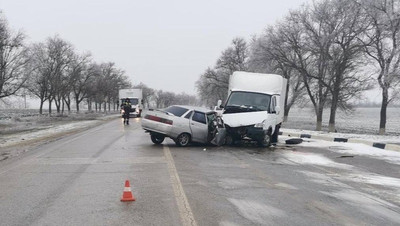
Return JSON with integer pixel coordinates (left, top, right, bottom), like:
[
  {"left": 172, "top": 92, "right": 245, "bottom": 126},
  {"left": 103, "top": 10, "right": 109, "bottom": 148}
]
[
  {"left": 175, "top": 133, "right": 191, "bottom": 147},
  {"left": 151, "top": 134, "right": 165, "bottom": 144},
  {"left": 285, "top": 138, "right": 303, "bottom": 145}
]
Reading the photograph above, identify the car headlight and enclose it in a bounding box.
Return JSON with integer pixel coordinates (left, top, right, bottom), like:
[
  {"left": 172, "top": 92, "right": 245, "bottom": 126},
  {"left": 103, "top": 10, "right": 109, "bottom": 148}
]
[{"left": 254, "top": 120, "right": 266, "bottom": 128}]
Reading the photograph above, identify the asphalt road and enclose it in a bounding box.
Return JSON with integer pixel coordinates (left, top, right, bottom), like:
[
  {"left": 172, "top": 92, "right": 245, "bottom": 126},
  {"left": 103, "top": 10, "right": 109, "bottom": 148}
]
[{"left": 1, "top": 118, "right": 400, "bottom": 226}]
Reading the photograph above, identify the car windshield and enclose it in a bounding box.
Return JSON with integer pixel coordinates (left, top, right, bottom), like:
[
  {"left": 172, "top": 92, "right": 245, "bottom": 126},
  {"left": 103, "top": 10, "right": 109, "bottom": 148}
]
[
  {"left": 224, "top": 91, "right": 271, "bottom": 114},
  {"left": 163, "top": 106, "right": 189, "bottom": 117}
]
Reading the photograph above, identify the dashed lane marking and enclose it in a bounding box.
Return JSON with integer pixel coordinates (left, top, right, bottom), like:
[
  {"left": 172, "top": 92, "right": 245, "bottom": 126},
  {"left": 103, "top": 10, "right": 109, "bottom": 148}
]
[{"left": 163, "top": 145, "right": 197, "bottom": 226}]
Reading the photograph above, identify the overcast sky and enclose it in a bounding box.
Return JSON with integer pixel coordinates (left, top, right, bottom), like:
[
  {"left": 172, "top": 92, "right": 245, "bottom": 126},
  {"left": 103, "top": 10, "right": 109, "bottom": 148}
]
[{"left": 2, "top": 0, "right": 311, "bottom": 95}]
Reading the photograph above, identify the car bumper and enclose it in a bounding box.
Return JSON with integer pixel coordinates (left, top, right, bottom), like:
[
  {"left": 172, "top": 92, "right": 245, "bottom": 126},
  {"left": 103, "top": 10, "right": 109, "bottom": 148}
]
[{"left": 141, "top": 118, "right": 174, "bottom": 137}]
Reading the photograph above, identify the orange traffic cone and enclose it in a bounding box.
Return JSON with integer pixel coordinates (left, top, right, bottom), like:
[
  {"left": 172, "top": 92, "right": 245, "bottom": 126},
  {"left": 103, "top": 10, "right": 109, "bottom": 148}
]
[{"left": 121, "top": 180, "right": 136, "bottom": 202}]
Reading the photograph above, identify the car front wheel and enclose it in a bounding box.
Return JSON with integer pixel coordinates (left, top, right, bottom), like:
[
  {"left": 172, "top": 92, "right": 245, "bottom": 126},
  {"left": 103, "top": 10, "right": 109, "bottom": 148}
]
[
  {"left": 151, "top": 134, "right": 165, "bottom": 144},
  {"left": 175, "top": 133, "right": 191, "bottom": 147}
]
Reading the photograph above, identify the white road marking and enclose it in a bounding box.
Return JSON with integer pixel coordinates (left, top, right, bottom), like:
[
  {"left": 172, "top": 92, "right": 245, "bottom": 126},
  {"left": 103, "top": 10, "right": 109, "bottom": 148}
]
[{"left": 163, "top": 145, "right": 197, "bottom": 226}]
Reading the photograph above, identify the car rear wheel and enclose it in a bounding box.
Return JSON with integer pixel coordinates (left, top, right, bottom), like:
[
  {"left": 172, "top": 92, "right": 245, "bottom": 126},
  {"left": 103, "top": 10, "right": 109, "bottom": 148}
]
[
  {"left": 151, "top": 134, "right": 165, "bottom": 144},
  {"left": 175, "top": 133, "right": 190, "bottom": 147}
]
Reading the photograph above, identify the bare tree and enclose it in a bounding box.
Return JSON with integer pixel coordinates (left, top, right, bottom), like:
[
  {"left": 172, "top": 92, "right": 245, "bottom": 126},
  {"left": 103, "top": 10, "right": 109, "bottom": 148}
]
[
  {"left": 255, "top": 9, "right": 331, "bottom": 131},
  {"left": 0, "top": 12, "right": 29, "bottom": 99},
  {"left": 154, "top": 90, "right": 175, "bottom": 108},
  {"left": 173, "top": 93, "right": 198, "bottom": 106},
  {"left": 91, "top": 62, "right": 129, "bottom": 112},
  {"left": 69, "top": 54, "right": 94, "bottom": 113},
  {"left": 248, "top": 30, "right": 306, "bottom": 122},
  {"left": 196, "top": 68, "right": 229, "bottom": 107},
  {"left": 197, "top": 38, "right": 249, "bottom": 107},
  {"left": 216, "top": 37, "right": 249, "bottom": 73},
  {"left": 312, "top": 0, "right": 372, "bottom": 132},
  {"left": 133, "top": 82, "right": 154, "bottom": 109},
  {"left": 275, "top": 1, "right": 370, "bottom": 131},
  {"left": 26, "top": 43, "right": 51, "bottom": 114},
  {"left": 359, "top": 0, "right": 400, "bottom": 134},
  {"left": 45, "top": 36, "right": 74, "bottom": 114}
]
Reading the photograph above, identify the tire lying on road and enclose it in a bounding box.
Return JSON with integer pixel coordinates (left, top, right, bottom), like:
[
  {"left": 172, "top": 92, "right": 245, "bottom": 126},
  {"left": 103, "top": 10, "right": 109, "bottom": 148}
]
[{"left": 285, "top": 138, "right": 303, "bottom": 145}]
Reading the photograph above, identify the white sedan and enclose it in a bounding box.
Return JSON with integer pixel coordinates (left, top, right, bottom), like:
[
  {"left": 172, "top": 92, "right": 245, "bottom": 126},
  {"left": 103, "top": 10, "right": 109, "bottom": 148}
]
[{"left": 141, "top": 105, "right": 218, "bottom": 146}]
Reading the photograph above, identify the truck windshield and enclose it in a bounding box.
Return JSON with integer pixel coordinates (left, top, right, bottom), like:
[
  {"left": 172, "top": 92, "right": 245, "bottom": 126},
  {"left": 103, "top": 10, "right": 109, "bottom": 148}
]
[
  {"left": 224, "top": 91, "right": 271, "bottom": 114},
  {"left": 121, "top": 98, "right": 139, "bottom": 105}
]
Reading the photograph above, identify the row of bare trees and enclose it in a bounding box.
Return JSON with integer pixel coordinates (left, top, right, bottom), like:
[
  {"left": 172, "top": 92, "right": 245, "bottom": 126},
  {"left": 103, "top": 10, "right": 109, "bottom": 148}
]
[
  {"left": 0, "top": 11, "right": 132, "bottom": 114},
  {"left": 197, "top": 38, "right": 249, "bottom": 108},
  {"left": 196, "top": 0, "right": 400, "bottom": 135},
  {"left": 26, "top": 35, "right": 131, "bottom": 115},
  {"left": 0, "top": 10, "right": 199, "bottom": 114},
  {"left": 133, "top": 83, "right": 199, "bottom": 109}
]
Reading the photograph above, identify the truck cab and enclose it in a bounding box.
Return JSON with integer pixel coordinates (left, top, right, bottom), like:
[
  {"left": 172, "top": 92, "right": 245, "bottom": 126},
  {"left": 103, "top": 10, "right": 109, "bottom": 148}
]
[
  {"left": 120, "top": 98, "right": 142, "bottom": 117},
  {"left": 218, "top": 72, "right": 287, "bottom": 147},
  {"left": 119, "top": 88, "right": 143, "bottom": 118}
]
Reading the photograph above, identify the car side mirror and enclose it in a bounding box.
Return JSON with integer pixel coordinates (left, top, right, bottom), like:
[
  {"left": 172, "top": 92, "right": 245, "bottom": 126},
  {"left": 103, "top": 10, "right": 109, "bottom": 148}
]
[{"left": 215, "top": 100, "right": 223, "bottom": 110}]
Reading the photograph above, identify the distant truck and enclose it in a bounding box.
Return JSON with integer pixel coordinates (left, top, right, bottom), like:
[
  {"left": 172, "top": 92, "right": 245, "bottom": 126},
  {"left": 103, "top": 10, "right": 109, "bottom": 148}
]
[
  {"left": 217, "top": 71, "right": 287, "bottom": 147},
  {"left": 119, "top": 88, "right": 143, "bottom": 117}
]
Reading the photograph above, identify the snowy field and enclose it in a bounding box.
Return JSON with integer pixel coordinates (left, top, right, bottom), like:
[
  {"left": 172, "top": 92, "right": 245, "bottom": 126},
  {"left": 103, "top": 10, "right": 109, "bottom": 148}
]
[
  {"left": 0, "top": 109, "right": 118, "bottom": 134},
  {"left": 0, "top": 110, "right": 119, "bottom": 160},
  {"left": 283, "top": 107, "right": 400, "bottom": 136}
]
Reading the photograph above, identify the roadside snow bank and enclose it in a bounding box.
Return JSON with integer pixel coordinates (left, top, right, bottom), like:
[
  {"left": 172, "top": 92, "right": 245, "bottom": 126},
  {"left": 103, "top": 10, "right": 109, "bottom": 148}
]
[
  {"left": 283, "top": 136, "right": 400, "bottom": 165},
  {"left": 0, "top": 114, "right": 118, "bottom": 149},
  {"left": 282, "top": 128, "right": 399, "bottom": 144}
]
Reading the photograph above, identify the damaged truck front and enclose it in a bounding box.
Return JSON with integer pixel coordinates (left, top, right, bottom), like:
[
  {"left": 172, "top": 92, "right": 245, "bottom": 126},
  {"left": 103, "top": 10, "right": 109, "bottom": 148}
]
[{"left": 216, "top": 72, "right": 287, "bottom": 147}]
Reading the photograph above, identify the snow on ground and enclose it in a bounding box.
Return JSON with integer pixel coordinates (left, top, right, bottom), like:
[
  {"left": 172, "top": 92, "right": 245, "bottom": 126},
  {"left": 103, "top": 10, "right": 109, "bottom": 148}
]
[
  {"left": 284, "top": 107, "right": 400, "bottom": 136},
  {"left": 0, "top": 120, "right": 100, "bottom": 148},
  {"left": 0, "top": 112, "right": 119, "bottom": 156},
  {"left": 278, "top": 150, "right": 353, "bottom": 169},
  {"left": 280, "top": 134, "right": 400, "bottom": 165},
  {"left": 282, "top": 128, "right": 400, "bottom": 144}
]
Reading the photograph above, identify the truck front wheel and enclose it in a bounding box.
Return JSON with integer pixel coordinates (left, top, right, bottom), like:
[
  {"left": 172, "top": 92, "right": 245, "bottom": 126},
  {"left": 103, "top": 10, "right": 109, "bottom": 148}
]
[
  {"left": 258, "top": 130, "right": 271, "bottom": 147},
  {"left": 271, "top": 125, "right": 280, "bottom": 144}
]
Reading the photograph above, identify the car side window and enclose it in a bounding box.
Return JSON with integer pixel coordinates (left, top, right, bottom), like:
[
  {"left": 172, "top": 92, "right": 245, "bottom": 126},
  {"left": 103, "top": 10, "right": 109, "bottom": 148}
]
[
  {"left": 184, "top": 111, "right": 193, "bottom": 119},
  {"left": 192, "top": 111, "right": 206, "bottom": 124}
]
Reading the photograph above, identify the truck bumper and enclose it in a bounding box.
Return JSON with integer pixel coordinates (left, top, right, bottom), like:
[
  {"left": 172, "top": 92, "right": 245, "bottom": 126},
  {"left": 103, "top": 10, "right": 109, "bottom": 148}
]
[
  {"left": 226, "top": 125, "right": 266, "bottom": 141},
  {"left": 246, "top": 127, "right": 266, "bottom": 140}
]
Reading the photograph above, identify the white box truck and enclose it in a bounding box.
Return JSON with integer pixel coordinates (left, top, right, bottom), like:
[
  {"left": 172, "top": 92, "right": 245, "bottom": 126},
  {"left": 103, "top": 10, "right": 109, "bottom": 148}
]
[
  {"left": 119, "top": 88, "right": 143, "bottom": 117},
  {"left": 218, "top": 71, "right": 287, "bottom": 147}
]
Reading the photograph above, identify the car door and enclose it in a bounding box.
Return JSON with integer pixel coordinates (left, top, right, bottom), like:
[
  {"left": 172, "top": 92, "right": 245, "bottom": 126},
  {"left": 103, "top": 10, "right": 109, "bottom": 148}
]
[{"left": 189, "top": 111, "right": 208, "bottom": 143}]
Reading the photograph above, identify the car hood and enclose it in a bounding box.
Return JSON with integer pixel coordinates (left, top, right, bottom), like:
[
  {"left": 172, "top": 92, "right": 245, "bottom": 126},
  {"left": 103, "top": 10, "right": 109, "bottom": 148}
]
[{"left": 222, "top": 111, "right": 268, "bottom": 127}]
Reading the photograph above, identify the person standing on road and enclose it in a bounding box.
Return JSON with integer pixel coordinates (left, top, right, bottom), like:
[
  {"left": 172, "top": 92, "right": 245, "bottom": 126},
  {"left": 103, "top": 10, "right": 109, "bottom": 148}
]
[{"left": 122, "top": 99, "right": 132, "bottom": 125}]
